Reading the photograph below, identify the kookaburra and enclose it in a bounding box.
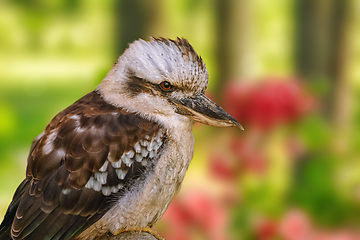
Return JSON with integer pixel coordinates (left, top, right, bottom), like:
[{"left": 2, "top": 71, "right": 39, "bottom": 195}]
[{"left": 0, "top": 37, "right": 242, "bottom": 240}]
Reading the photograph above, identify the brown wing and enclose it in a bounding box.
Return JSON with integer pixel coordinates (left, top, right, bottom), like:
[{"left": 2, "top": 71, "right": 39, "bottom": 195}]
[{"left": 0, "top": 91, "right": 164, "bottom": 240}]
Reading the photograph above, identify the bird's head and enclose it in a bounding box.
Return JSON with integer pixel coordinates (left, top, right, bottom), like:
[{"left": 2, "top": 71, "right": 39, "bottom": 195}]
[{"left": 98, "top": 37, "right": 243, "bottom": 130}]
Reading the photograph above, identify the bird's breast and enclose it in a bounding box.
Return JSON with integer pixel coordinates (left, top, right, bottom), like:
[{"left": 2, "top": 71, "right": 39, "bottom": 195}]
[{"left": 97, "top": 121, "right": 195, "bottom": 234}]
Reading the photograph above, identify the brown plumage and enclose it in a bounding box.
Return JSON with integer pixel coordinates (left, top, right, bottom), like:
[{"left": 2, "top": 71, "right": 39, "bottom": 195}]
[{"left": 0, "top": 90, "right": 163, "bottom": 239}]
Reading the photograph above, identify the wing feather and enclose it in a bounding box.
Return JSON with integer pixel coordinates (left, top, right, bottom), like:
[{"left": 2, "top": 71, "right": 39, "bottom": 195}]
[{"left": 0, "top": 91, "right": 164, "bottom": 240}]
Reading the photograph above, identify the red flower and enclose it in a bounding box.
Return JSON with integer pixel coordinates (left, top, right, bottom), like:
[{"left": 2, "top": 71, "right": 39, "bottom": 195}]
[
  {"left": 255, "top": 219, "right": 278, "bottom": 240},
  {"left": 231, "top": 138, "right": 267, "bottom": 174},
  {"left": 224, "top": 78, "right": 315, "bottom": 130},
  {"left": 210, "top": 155, "right": 239, "bottom": 181}
]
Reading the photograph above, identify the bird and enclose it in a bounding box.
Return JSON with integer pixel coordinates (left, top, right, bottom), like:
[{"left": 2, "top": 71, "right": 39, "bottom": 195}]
[{"left": 0, "top": 37, "right": 243, "bottom": 240}]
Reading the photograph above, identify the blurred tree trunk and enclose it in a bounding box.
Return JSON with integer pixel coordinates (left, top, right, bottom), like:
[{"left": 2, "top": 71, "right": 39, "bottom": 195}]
[
  {"left": 215, "top": 0, "right": 255, "bottom": 95},
  {"left": 330, "top": 2, "right": 353, "bottom": 153},
  {"left": 215, "top": 0, "right": 231, "bottom": 87},
  {"left": 295, "top": 0, "right": 351, "bottom": 124},
  {"left": 114, "top": 1, "right": 159, "bottom": 57}
]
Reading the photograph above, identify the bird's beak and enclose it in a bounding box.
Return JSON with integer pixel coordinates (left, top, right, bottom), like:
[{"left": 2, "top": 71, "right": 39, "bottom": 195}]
[{"left": 173, "top": 93, "right": 244, "bottom": 130}]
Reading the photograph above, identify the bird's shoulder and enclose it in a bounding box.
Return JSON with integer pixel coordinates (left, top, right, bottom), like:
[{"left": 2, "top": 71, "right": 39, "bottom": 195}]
[{"left": 27, "top": 90, "right": 164, "bottom": 184}]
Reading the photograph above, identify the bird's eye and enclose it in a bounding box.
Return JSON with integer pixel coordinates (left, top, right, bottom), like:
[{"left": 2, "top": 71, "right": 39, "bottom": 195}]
[{"left": 159, "top": 81, "right": 172, "bottom": 91}]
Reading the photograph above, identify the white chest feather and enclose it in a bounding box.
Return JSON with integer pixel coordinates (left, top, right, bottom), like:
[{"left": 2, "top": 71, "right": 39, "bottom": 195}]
[{"left": 97, "top": 116, "right": 194, "bottom": 233}]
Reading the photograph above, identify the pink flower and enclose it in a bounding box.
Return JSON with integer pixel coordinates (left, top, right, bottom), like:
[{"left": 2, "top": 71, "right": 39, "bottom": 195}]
[
  {"left": 279, "top": 210, "right": 312, "bottom": 240},
  {"left": 157, "top": 200, "right": 192, "bottom": 240},
  {"left": 312, "top": 230, "right": 358, "bottom": 240},
  {"left": 184, "top": 192, "right": 226, "bottom": 234},
  {"left": 157, "top": 191, "right": 228, "bottom": 240}
]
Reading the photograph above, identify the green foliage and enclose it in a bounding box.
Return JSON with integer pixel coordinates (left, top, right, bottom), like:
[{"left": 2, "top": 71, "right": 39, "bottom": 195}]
[
  {"left": 291, "top": 153, "right": 360, "bottom": 228},
  {"left": 297, "top": 114, "right": 332, "bottom": 150},
  {"left": 351, "top": 89, "right": 360, "bottom": 150}
]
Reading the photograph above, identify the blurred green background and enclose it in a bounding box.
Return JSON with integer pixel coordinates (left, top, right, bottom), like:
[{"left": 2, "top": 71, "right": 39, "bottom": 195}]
[{"left": 1, "top": 0, "right": 360, "bottom": 239}]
